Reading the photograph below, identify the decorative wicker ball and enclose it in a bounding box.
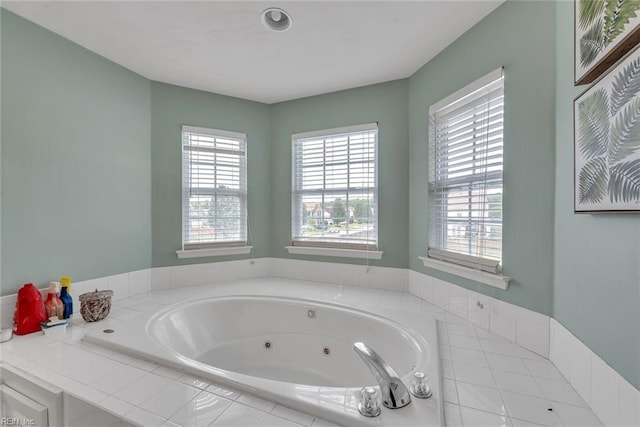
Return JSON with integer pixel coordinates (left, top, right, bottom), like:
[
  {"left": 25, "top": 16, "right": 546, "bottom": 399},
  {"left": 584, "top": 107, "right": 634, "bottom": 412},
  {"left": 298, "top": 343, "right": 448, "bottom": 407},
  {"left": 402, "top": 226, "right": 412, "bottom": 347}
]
[{"left": 79, "top": 289, "right": 113, "bottom": 322}]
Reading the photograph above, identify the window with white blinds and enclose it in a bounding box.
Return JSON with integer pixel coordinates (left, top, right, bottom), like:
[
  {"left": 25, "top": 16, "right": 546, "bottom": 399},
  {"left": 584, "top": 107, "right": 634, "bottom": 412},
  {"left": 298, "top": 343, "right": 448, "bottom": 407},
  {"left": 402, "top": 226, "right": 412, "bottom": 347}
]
[
  {"left": 182, "top": 125, "right": 247, "bottom": 249},
  {"left": 292, "top": 123, "right": 378, "bottom": 249},
  {"left": 428, "top": 68, "right": 504, "bottom": 273}
]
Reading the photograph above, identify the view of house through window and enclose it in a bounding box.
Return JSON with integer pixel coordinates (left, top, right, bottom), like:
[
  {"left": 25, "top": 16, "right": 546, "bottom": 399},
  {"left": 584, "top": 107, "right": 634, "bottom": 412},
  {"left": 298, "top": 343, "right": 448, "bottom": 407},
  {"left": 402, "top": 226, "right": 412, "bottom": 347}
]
[
  {"left": 292, "top": 124, "right": 378, "bottom": 249},
  {"left": 428, "top": 68, "right": 504, "bottom": 272},
  {"left": 181, "top": 125, "right": 247, "bottom": 249}
]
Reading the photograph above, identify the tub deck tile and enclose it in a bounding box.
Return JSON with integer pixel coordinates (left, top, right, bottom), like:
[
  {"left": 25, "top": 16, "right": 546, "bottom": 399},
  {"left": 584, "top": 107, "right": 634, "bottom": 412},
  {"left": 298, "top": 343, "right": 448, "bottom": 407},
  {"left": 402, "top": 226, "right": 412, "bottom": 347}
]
[{"left": 2, "top": 277, "right": 607, "bottom": 427}]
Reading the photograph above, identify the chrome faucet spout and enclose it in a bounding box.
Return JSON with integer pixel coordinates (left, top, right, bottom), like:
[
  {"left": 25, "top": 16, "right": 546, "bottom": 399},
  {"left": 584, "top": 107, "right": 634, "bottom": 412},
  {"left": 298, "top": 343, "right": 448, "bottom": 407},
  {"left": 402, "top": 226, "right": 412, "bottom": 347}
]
[{"left": 353, "top": 342, "right": 411, "bottom": 409}]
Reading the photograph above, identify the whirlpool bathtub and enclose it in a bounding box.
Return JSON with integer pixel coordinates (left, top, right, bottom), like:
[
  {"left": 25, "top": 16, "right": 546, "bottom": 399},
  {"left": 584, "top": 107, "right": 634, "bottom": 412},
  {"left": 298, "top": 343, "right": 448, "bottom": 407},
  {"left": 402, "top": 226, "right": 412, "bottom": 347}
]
[{"left": 84, "top": 286, "right": 442, "bottom": 426}]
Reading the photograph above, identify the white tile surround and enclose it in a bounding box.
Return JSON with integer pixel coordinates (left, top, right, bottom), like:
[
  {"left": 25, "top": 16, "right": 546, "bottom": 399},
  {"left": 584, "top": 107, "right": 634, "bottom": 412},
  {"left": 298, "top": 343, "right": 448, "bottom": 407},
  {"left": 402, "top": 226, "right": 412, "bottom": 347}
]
[{"left": 0, "top": 258, "right": 637, "bottom": 426}]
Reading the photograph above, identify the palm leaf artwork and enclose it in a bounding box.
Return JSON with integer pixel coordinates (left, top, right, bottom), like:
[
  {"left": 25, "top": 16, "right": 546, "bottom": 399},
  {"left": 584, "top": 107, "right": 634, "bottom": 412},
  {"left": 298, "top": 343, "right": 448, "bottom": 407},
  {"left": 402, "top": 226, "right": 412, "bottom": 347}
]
[
  {"left": 609, "top": 96, "right": 640, "bottom": 162},
  {"left": 579, "top": 0, "right": 605, "bottom": 30},
  {"left": 579, "top": 157, "right": 609, "bottom": 203},
  {"left": 581, "top": 18, "right": 606, "bottom": 67},
  {"left": 576, "top": 46, "right": 640, "bottom": 210},
  {"left": 602, "top": 0, "right": 640, "bottom": 44},
  {"left": 579, "top": 0, "right": 640, "bottom": 68},
  {"left": 577, "top": 88, "right": 610, "bottom": 159},
  {"left": 608, "top": 159, "right": 640, "bottom": 201},
  {"left": 610, "top": 55, "right": 640, "bottom": 115}
]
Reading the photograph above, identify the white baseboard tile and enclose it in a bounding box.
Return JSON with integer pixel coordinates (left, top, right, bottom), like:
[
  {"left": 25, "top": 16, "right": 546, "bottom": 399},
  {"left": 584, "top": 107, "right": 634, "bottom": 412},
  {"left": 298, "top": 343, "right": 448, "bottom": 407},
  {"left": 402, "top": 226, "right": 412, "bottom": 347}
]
[
  {"left": 591, "top": 352, "right": 621, "bottom": 426},
  {"left": 489, "top": 298, "right": 517, "bottom": 342},
  {"left": 550, "top": 319, "right": 640, "bottom": 427},
  {"left": 394, "top": 268, "right": 409, "bottom": 292},
  {"left": 447, "top": 284, "right": 468, "bottom": 320},
  {"left": 431, "top": 277, "right": 450, "bottom": 311},
  {"left": 279, "top": 258, "right": 310, "bottom": 282},
  {"left": 190, "top": 261, "right": 239, "bottom": 287},
  {"left": 620, "top": 375, "right": 640, "bottom": 427},
  {"left": 335, "top": 262, "right": 355, "bottom": 286},
  {"left": 170, "top": 265, "right": 192, "bottom": 289},
  {"left": 128, "top": 269, "right": 151, "bottom": 297},
  {"left": 150, "top": 266, "right": 172, "bottom": 291},
  {"left": 570, "top": 330, "right": 594, "bottom": 407},
  {"left": 148, "top": 258, "right": 406, "bottom": 292},
  {"left": 268, "top": 257, "right": 282, "bottom": 278},
  {"left": 237, "top": 258, "right": 271, "bottom": 280},
  {"left": 408, "top": 269, "right": 433, "bottom": 303},
  {"left": 353, "top": 265, "right": 407, "bottom": 292},
  {"left": 515, "top": 307, "right": 549, "bottom": 358},
  {"left": 549, "top": 318, "right": 573, "bottom": 380},
  {"left": 189, "top": 262, "right": 217, "bottom": 288},
  {"left": 408, "top": 269, "right": 548, "bottom": 357},
  {"left": 106, "top": 273, "right": 129, "bottom": 301},
  {"left": 466, "top": 290, "right": 491, "bottom": 331},
  {"left": 270, "top": 258, "right": 407, "bottom": 291},
  {"left": 150, "top": 259, "right": 270, "bottom": 291}
]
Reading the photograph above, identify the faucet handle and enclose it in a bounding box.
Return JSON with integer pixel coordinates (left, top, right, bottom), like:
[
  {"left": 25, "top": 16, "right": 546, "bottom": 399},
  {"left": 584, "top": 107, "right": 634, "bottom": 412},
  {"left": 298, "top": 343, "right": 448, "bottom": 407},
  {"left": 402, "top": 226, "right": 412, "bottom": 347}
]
[
  {"left": 357, "top": 386, "right": 381, "bottom": 417},
  {"left": 410, "top": 371, "right": 432, "bottom": 399}
]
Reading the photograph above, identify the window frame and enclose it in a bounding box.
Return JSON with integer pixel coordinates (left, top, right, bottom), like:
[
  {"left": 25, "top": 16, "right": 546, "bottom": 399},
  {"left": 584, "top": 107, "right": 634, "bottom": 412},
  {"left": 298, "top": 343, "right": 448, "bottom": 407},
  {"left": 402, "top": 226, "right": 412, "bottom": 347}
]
[
  {"left": 180, "top": 125, "right": 248, "bottom": 252},
  {"left": 427, "top": 68, "right": 506, "bottom": 279},
  {"left": 290, "top": 123, "right": 379, "bottom": 251}
]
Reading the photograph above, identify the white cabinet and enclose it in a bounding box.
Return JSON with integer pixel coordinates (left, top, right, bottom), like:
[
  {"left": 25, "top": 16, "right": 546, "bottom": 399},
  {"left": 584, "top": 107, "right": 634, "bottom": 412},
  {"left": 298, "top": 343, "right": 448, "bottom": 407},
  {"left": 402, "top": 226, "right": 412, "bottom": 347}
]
[
  {"left": 0, "top": 364, "right": 63, "bottom": 427},
  {"left": 1, "top": 384, "right": 49, "bottom": 426}
]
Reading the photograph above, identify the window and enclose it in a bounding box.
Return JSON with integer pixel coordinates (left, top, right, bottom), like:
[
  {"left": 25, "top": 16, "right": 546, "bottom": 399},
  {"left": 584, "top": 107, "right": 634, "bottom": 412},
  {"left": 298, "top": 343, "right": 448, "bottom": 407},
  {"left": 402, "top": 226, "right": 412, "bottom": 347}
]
[
  {"left": 292, "top": 123, "right": 378, "bottom": 250},
  {"left": 428, "top": 68, "right": 504, "bottom": 274},
  {"left": 181, "top": 125, "right": 247, "bottom": 250}
]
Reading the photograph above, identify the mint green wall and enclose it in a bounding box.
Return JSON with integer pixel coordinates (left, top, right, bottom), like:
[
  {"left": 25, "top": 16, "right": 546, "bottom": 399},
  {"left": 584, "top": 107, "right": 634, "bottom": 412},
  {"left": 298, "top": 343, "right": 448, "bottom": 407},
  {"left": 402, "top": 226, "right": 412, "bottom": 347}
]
[
  {"left": 554, "top": 1, "right": 640, "bottom": 389},
  {"left": 409, "top": 1, "right": 556, "bottom": 315},
  {"left": 270, "top": 80, "right": 410, "bottom": 268},
  {"left": 1, "top": 10, "right": 151, "bottom": 295},
  {"left": 150, "top": 82, "right": 271, "bottom": 267}
]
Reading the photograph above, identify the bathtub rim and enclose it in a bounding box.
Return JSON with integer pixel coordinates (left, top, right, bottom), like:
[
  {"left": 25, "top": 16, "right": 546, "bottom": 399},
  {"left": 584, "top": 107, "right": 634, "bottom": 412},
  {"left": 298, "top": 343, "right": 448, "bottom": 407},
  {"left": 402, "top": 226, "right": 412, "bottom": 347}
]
[{"left": 83, "top": 282, "right": 443, "bottom": 427}]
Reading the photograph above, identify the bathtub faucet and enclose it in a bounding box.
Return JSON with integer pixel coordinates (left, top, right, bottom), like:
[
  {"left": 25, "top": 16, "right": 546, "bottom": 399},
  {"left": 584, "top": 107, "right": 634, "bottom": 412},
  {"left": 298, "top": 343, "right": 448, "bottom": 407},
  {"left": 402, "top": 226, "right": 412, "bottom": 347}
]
[{"left": 353, "top": 342, "right": 411, "bottom": 410}]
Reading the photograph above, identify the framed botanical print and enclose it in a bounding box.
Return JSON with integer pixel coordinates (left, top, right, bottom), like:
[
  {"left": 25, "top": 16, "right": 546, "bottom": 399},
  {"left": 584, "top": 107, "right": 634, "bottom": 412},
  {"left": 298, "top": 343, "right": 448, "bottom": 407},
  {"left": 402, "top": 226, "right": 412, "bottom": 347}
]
[
  {"left": 574, "top": 43, "right": 640, "bottom": 212},
  {"left": 575, "top": 0, "right": 640, "bottom": 85}
]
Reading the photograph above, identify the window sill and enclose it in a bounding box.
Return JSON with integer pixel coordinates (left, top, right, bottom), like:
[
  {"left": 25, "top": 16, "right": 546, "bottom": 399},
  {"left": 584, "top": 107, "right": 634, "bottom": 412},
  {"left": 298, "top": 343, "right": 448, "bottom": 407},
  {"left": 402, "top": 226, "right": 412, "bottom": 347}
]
[
  {"left": 418, "top": 256, "right": 510, "bottom": 290},
  {"left": 176, "top": 246, "right": 253, "bottom": 259},
  {"left": 285, "top": 246, "right": 383, "bottom": 260}
]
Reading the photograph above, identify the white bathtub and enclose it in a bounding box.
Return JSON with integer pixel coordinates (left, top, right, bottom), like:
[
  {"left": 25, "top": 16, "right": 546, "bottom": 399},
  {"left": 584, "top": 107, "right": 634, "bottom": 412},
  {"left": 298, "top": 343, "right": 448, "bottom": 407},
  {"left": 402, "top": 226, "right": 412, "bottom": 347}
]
[{"left": 85, "top": 286, "right": 442, "bottom": 426}]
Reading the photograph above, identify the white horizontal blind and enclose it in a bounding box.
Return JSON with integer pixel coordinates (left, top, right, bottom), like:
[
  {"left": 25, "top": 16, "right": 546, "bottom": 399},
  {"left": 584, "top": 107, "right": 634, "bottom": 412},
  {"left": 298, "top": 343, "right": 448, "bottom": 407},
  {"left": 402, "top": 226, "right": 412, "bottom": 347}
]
[
  {"left": 182, "top": 126, "right": 247, "bottom": 249},
  {"left": 428, "top": 69, "right": 504, "bottom": 272},
  {"left": 292, "top": 124, "right": 378, "bottom": 248}
]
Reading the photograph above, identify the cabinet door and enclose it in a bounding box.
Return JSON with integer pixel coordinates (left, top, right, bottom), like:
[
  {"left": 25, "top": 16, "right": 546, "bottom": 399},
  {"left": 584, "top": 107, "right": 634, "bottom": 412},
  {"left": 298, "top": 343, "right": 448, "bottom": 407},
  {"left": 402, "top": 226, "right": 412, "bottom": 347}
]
[{"left": 0, "top": 384, "right": 49, "bottom": 426}]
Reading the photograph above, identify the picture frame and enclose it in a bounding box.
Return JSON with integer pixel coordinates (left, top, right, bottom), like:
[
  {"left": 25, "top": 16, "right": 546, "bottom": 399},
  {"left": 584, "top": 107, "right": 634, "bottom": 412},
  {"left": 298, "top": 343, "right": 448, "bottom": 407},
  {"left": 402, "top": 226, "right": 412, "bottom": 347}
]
[
  {"left": 574, "top": 43, "right": 640, "bottom": 213},
  {"left": 575, "top": 0, "right": 640, "bottom": 85}
]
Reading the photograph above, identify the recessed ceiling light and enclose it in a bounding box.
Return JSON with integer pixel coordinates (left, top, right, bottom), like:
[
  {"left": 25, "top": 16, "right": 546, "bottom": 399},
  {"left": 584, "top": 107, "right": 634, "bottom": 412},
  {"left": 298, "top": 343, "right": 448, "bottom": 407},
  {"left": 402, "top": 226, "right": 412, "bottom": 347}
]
[{"left": 261, "top": 7, "right": 292, "bottom": 32}]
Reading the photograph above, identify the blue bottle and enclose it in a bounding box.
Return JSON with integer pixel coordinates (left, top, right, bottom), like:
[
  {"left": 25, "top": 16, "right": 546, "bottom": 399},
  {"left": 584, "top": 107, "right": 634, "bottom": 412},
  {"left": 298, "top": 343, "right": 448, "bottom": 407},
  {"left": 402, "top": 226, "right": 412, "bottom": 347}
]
[{"left": 59, "top": 277, "right": 73, "bottom": 319}]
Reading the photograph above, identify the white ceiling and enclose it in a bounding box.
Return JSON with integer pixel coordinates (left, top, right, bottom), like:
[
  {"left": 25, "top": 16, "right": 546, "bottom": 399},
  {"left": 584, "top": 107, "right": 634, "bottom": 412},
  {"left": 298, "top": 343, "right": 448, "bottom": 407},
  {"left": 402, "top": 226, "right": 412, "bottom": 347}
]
[{"left": 3, "top": 1, "right": 504, "bottom": 104}]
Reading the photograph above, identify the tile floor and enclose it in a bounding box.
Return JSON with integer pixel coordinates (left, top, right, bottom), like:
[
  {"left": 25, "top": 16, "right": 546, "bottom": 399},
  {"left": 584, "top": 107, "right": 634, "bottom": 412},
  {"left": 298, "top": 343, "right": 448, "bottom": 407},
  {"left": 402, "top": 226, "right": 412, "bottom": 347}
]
[
  {"left": 437, "top": 312, "right": 603, "bottom": 426},
  {"left": 1, "top": 279, "right": 603, "bottom": 426}
]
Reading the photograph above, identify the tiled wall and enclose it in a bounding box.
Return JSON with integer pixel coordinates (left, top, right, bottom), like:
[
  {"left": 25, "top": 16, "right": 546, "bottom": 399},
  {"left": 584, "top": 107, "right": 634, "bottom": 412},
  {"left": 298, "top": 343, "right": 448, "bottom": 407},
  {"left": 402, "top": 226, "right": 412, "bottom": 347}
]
[
  {"left": 408, "top": 270, "right": 550, "bottom": 358},
  {"left": 550, "top": 319, "right": 640, "bottom": 427},
  {"left": 2, "top": 257, "right": 638, "bottom": 426},
  {"left": 148, "top": 258, "right": 408, "bottom": 292}
]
